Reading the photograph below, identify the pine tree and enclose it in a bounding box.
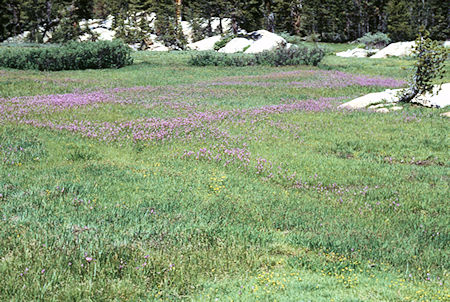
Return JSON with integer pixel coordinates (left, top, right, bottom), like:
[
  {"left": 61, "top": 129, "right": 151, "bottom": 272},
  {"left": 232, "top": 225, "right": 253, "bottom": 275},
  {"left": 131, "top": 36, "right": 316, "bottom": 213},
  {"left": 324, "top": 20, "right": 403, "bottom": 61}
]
[
  {"left": 386, "top": 0, "right": 414, "bottom": 41},
  {"left": 0, "top": 0, "right": 22, "bottom": 41}
]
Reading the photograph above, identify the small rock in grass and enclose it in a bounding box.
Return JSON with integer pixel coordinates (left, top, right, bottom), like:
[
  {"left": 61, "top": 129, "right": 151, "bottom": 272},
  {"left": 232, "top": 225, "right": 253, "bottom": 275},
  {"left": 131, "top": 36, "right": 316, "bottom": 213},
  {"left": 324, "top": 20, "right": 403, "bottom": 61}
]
[
  {"left": 391, "top": 106, "right": 403, "bottom": 111},
  {"left": 376, "top": 108, "right": 390, "bottom": 113},
  {"left": 336, "top": 48, "right": 374, "bottom": 58},
  {"left": 441, "top": 112, "right": 450, "bottom": 118}
]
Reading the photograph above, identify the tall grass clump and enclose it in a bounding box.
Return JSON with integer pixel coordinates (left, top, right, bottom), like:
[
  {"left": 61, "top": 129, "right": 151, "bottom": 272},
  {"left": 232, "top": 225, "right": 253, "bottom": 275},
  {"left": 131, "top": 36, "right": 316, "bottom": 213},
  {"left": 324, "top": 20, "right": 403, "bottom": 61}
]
[
  {"left": 190, "top": 45, "right": 324, "bottom": 67},
  {"left": 0, "top": 40, "right": 133, "bottom": 71}
]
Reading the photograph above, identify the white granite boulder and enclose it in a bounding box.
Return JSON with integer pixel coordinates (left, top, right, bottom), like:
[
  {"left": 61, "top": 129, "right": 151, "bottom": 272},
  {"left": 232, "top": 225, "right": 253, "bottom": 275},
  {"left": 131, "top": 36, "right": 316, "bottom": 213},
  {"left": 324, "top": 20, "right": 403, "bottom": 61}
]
[
  {"left": 5, "top": 31, "right": 31, "bottom": 43},
  {"left": 92, "top": 27, "right": 116, "bottom": 41},
  {"left": 336, "top": 48, "right": 376, "bottom": 58},
  {"left": 218, "top": 38, "right": 253, "bottom": 53},
  {"left": 147, "top": 43, "right": 169, "bottom": 51},
  {"left": 338, "top": 89, "right": 402, "bottom": 109},
  {"left": 339, "top": 83, "right": 450, "bottom": 110},
  {"left": 144, "top": 34, "right": 170, "bottom": 51},
  {"left": 411, "top": 83, "right": 450, "bottom": 108},
  {"left": 181, "top": 21, "right": 193, "bottom": 43},
  {"left": 187, "top": 35, "right": 222, "bottom": 51},
  {"left": 371, "top": 41, "right": 415, "bottom": 58},
  {"left": 443, "top": 41, "right": 450, "bottom": 48},
  {"left": 245, "top": 30, "right": 286, "bottom": 54},
  {"left": 79, "top": 27, "right": 116, "bottom": 42}
]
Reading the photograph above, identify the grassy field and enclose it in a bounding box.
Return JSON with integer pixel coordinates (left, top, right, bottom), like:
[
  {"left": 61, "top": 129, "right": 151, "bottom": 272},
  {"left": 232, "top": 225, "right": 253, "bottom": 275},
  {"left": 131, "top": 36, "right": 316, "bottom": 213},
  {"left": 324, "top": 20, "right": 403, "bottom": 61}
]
[{"left": 0, "top": 50, "right": 449, "bottom": 301}]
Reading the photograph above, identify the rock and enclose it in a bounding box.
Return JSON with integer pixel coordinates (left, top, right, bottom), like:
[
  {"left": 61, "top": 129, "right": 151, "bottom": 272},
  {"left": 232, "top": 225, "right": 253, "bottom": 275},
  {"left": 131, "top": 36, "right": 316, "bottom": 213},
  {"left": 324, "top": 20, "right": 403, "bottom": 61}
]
[
  {"left": 79, "top": 18, "right": 103, "bottom": 30},
  {"left": 5, "top": 31, "right": 30, "bottom": 43},
  {"left": 42, "top": 31, "right": 52, "bottom": 43},
  {"left": 129, "top": 43, "right": 141, "bottom": 51},
  {"left": 245, "top": 30, "right": 286, "bottom": 54},
  {"left": 440, "top": 112, "right": 450, "bottom": 117},
  {"left": 338, "top": 89, "right": 402, "bottom": 109},
  {"left": 103, "top": 15, "right": 114, "bottom": 29},
  {"left": 181, "top": 21, "right": 193, "bottom": 43},
  {"left": 187, "top": 35, "right": 222, "bottom": 51},
  {"left": 92, "top": 27, "right": 116, "bottom": 41},
  {"left": 79, "top": 27, "right": 116, "bottom": 42},
  {"left": 391, "top": 106, "right": 403, "bottom": 111},
  {"left": 371, "top": 41, "right": 415, "bottom": 58},
  {"left": 411, "top": 83, "right": 450, "bottom": 108},
  {"left": 218, "top": 38, "right": 253, "bottom": 53},
  {"left": 444, "top": 41, "right": 450, "bottom": 48},
  {"left": 146, "top": 36, "right": 170, "bottom": 51},
  {"left": 336, "top": 48, "right": 373, "bottom": 58},
  {"left": 210, "top": 18, "right": 232, "bottom": 33},
  {"left": 285, "top": 43, "right": 298, "bottom": 49},
  {"left": 340, "top": 83, "right": 450, "bottom": 110},
  {"left": 376, "top": 108, "right": 390, "bottom": 113},
  {"left": 147, "top": 43, "right": 169, "bottom": 51}
]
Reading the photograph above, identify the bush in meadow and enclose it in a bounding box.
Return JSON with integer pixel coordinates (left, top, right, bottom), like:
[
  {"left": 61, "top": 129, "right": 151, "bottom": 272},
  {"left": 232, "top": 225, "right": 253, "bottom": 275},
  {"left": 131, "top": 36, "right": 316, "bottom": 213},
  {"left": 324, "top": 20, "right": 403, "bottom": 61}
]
[
  {"left": 189, "top": 51, "right": 257, "bottom": 67},
  {"left": 190, "top": 45, "right": 325, "bottom": 67},
  {"left": 255, "top": 46, "right": 325, "bottom": 66},
  {"left": 356, "top": 32, "right": 391, "bottom": 49},
  {"left": 0, "top": 40, "right": 133, "bottom": 71}
]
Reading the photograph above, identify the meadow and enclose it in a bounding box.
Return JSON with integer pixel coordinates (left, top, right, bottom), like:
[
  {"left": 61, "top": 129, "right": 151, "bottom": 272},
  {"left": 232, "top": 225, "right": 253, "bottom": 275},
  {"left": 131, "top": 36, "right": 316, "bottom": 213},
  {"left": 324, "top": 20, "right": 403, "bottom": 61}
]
[{"left": 0, "top": 48, "right": 449, "bottom": 301}]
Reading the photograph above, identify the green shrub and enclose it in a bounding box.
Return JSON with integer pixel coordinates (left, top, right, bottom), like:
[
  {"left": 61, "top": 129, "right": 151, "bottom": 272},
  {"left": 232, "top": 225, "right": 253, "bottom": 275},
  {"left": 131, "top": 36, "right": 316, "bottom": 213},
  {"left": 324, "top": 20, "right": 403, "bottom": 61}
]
[
  {"left": 278, "top": 32, "right": 303, "bottom": 45},
  {"left": 189, "top": 51, "right": 256, "bottom": 67},
  {"left": 190, "top": 45, "right": 325, "bottom": 67},
  {"left": 0, "top": 40, "right": 133, "bottom": 71},
  {"left": 213, "top": 35, "right": 235, "bottom": 51},
  {"left": 255, "top": 46, "right": 325, "bottom": 66},
  {"left": 356, "top": 32, "right": 391, "bottom": 49}
]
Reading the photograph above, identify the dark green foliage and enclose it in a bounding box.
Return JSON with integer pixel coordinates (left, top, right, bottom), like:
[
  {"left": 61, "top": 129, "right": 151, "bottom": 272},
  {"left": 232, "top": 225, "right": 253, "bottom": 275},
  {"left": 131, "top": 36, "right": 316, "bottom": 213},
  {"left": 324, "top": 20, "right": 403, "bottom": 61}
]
[
  {"left": 189, "top": 51, "right": 257, "bottom": 67},
  {"left": 1, "top": 0, "right": 449, "bottom": 45},
  {"left": 256, "top": 46, "right": 325, "bottom": 66},
  {"left": 189, "top": 46, "right": 325, "bottom": 67},
  {"left": 356, "top": 32, "right": 391, "bottom": 49},
  {"left": 154, "top": 18, "right": 187, "bottom": 49},
  {"left": 149, "top": 0, "right": 187, "bottom": 49},
  {"left": 399, "top": 29, "right": 448, "bottom": 104},
  {"left": 213, "top": 35, "right": 235, "bottom": 51},
  {"left": 385, "top": 0, "right": 415, "bottom": 42},
  {"left": 278, "top": 32, "right": 304, "bottom": 45},
  {"left": 0, "top": 40, "right": 133, "bottom": 71}
]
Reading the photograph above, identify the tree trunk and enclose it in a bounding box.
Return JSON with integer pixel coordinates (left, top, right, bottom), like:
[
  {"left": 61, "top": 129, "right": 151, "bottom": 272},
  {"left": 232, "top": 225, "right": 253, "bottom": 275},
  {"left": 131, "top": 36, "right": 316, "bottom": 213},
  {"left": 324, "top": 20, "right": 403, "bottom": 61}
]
[
  {"left": 398, "top": 87, "right": 419, "bottom": 103},
  {"left": 231, "top": 12, "right": 238, "bottom": 35},
  {"left": 175, "top": 0, "right": 182, "bottom": 26},
  {"left": 218, "top": 17, "right": 223, "bottom": 34}
]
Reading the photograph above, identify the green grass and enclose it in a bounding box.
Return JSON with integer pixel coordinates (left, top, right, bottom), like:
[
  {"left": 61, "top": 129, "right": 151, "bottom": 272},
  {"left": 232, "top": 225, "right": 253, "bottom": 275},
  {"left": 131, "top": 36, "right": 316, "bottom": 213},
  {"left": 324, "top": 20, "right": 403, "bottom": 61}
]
[{"left": 0, "top": 49, "right": 449, "bottom": 301}]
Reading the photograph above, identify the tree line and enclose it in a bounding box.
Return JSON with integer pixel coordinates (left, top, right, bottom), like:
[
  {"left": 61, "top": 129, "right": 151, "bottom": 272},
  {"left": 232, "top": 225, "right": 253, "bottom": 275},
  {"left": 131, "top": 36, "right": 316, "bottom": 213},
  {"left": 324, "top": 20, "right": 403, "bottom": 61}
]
[{"left": 1, "top": 0, "right": 448, "bottom": 43}]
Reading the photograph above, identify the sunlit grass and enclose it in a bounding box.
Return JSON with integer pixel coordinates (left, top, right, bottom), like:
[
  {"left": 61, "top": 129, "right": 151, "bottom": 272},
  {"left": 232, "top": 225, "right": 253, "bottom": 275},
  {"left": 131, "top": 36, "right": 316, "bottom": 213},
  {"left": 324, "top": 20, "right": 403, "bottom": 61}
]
[{"left": 0, "top": 50, "right": 448, "bottom": 301}]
